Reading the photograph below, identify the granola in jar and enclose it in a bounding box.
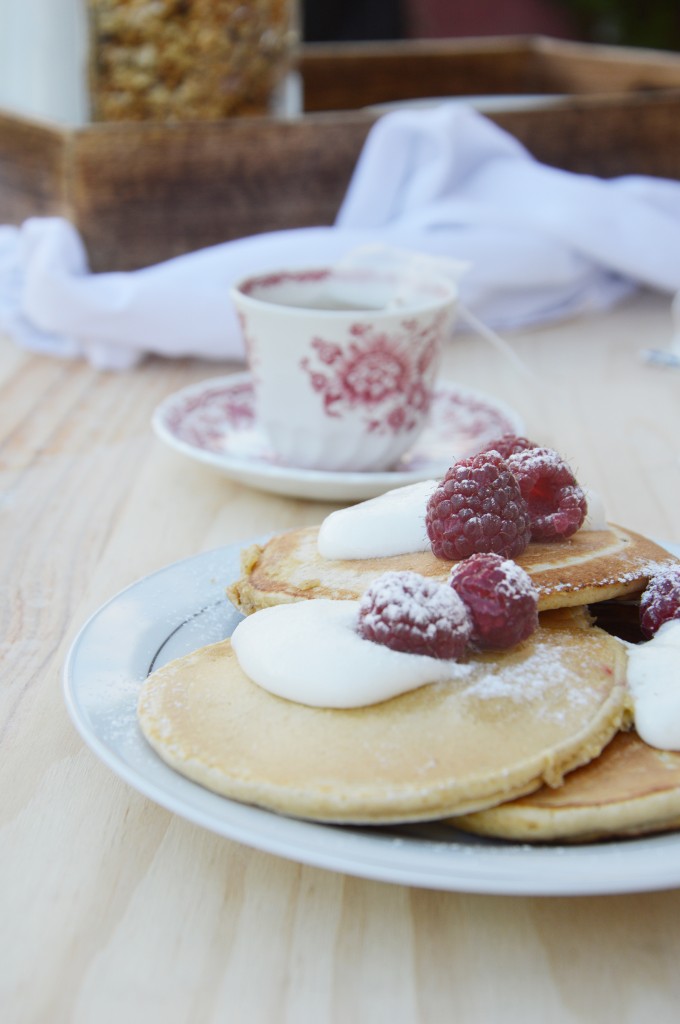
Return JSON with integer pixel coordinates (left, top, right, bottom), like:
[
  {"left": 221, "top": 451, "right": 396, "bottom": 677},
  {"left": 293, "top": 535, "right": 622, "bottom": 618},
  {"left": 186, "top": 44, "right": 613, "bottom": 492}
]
[{"left": 87, "top": 0, "right": 297, "bottom": 120}]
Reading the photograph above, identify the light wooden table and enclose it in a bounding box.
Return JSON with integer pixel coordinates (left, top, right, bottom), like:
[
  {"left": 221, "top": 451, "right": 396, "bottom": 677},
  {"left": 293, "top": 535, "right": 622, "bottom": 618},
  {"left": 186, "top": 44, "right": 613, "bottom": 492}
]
[{"left": 3, "top": 289, "right": 680, "bottom": 1024}]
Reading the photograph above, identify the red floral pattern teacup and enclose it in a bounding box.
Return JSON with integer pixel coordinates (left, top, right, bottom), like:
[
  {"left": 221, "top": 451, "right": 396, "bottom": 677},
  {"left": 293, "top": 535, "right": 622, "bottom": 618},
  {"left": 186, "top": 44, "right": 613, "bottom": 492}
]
[{"left": 230, "top": 266, "right": 457, "bottom": 471}]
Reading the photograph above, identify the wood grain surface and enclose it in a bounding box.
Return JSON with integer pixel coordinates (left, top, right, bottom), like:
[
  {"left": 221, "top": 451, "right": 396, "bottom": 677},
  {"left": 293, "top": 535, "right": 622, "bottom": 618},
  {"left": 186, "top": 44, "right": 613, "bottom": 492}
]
[{"left": 3, "top": 290, "right": 680, "bottom": 1023}]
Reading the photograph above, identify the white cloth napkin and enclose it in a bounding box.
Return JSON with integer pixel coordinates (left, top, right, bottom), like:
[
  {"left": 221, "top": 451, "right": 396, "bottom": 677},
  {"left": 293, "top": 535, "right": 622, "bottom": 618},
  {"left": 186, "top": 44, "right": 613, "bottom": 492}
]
[{"left": 2, "top": 102, "right": 680, "bottom": 370}]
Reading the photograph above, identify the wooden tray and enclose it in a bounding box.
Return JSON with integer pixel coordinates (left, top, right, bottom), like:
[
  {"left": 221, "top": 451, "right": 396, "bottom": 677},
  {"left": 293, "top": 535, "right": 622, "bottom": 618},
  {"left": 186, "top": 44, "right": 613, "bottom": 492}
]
[{"left": 1, "top": 35, "right": 679, "bottom": 272}]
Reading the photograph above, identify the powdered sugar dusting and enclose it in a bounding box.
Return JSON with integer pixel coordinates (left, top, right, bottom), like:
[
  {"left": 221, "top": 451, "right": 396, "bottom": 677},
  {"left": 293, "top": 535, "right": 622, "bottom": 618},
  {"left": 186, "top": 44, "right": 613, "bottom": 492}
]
[
  {"left": 465, "top": 642, "right": 567, "bottom": 702},
  {"left": 461, "top": 638, "right": 596, "bottom": 719},
  {"left": 507, "top": 446, "right": 587, "bottom": 540},
  {"left": 508, "top": 446, "right": 566, "bottom": 477},
  {"left": 358, "top": 570, "right": 471, "bottom": 659},
  {"left": 640, "top": 562, "right": 680, "bottom": 637},
  {"left": 359, "top": 571, "right": 469, "bottom": 632},
  {"left": 540, "top": 558, "right": 676, "bottom": 596},
  {"left": 426, "top": 449, "right": 532, "bottom": 560},
  {"left": 495, "top": 557, "right": 539, "bottom": 601},
  {"left": 448, "top": 552, "right": 538, "bottom": 650}
]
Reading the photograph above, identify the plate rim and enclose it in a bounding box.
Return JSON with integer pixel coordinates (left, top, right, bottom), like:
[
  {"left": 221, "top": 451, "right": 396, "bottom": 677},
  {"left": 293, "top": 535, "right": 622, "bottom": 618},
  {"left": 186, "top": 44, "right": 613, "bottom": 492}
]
[
  {"left": 150, "top": 372, "right": 525, "bottom": 498},
  {"left": 62, "top": 539, "right": 680, "bottom": 896}
]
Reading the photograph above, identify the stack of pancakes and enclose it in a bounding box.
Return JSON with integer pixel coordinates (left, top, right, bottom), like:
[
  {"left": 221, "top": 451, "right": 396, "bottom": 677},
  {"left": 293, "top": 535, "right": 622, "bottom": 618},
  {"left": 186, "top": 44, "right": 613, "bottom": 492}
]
[{"left": 138, "top": 519, "right": 680, "bottom": 843}]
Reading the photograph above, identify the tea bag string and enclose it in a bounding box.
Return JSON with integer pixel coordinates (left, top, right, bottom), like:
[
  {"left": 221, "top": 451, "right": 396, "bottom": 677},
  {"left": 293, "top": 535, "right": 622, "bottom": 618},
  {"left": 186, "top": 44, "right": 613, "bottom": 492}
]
[
  {"left": 455, "top": 301, "right": 537, "bottom": 382},
  {"left": 332, "top": 243, "right": 538, "bottom": 382}
]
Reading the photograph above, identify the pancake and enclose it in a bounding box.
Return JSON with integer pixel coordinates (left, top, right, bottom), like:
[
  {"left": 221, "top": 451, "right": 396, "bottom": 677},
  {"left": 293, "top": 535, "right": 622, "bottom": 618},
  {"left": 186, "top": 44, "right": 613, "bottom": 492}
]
[
  {"left": 228, "top": 523, "right": 676, "bottom": 616},
  {"left": 449, "top": 731, "right": 680, "bottom": 842},
  {"left": 137, "top": 607, "right": 630, "bottom": 825}
]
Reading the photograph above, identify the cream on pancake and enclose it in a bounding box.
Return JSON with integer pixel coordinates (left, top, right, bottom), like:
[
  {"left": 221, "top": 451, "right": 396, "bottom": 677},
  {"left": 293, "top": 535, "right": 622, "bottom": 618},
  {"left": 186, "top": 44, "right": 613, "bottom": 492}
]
[
  {"left": 137, "top": 608, "right": 630, "bottom": 825},
  {"left": 449, "top": 731, "right": 680, "bottom": 842},
  {"left": 228, "top": 523, "right": 677, "bottom": 616}
]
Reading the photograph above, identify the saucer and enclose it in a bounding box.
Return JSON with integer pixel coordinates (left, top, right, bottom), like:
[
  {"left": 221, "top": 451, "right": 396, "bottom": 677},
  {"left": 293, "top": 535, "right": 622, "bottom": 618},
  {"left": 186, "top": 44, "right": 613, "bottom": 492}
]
[{"left": 152, "top": 372, "right": 524, "bottom": 501}]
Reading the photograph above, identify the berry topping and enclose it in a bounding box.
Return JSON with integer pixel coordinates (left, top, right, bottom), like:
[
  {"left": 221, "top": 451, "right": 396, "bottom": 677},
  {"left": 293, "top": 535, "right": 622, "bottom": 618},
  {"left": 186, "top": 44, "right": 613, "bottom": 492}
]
[
  {"left": 425, "top": 450, "right": 531, "bottom": 561},
  {"left": 449, "top": 553, "right": 539, "bottom": 650},
  {"left": 357, "top": 570, "right": 472, "bottom": 659},
  {"left": 479, "top": 434, "right": 538, "bottom": 459},
  {"left": 640, "top": 566, "right": 680, "bottom": 638},
  {"left": 507, "top": 447, "right": 587, "bottom": 541}
]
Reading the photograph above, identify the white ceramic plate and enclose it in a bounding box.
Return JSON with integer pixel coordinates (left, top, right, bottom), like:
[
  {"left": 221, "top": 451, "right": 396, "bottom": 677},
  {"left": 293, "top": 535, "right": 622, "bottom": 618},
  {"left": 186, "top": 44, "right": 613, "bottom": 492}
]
[
  {"left": 63, "top": 541, "right": 680, "bottom": 896},
  {"left": 152, "top": 373, "right": 524, "bottom": 501}
]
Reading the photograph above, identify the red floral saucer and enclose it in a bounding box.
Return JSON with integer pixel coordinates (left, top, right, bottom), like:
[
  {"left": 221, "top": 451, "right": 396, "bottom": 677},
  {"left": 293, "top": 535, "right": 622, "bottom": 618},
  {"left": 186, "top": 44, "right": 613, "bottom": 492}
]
[{"left": 152, "top": 372, "right": 524, "bottom": 501}]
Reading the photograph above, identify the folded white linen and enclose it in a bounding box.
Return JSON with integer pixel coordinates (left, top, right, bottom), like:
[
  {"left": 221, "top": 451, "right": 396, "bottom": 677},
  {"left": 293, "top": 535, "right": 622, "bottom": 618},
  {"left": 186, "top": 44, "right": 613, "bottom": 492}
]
[{"left": 1, "top": 102, "right": 679, "bottom": 370}]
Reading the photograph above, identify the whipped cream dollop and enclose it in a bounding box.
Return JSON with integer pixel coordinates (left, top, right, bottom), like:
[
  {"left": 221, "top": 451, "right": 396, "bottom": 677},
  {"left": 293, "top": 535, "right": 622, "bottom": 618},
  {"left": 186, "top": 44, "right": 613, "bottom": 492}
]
[
  {"left": 231, "top": 593, "right": 680, "bottom": 743},
  {"left": 317, "top": 480, "right": 436, "bottom": 560},
  {"left": 581, "top": 487, "right": 608, "bottom": 531},
  {"left": 231, "top": 599, "right": 471, "bottom": 708},
  {"left": 317, "top": 479, "right": 607, "bottom": 561},
  {"left": 626, "top": 620, "right": 680, "bottom": 750}
]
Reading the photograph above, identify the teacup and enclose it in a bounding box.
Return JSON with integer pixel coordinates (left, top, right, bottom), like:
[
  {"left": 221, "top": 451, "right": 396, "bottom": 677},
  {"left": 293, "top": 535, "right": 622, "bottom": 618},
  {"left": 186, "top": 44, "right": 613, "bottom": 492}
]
[{"left": 230, "top": 265, "right": 457, "bottom": 472}]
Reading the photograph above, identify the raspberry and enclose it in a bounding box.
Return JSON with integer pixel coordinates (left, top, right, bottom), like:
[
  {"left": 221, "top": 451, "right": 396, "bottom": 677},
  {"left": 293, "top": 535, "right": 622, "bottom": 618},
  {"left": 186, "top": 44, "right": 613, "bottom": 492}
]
[
  {"left": 357, "top": 570, "right": 472, "bottom": 659},
  {"left": 507, "top": 447, "right": 587, "bottom": 541},
  {"left": 640, "top": 566, "right": 680, "bottom": 638},
  {"left": 449, "top": 553, "right": 539, "bottom": 650},
  {"left": 479, "top": 434, "right": 538, "bottom": 459},
  {"left": 425, "top": 451, "right": 531, "bottom": 561}
]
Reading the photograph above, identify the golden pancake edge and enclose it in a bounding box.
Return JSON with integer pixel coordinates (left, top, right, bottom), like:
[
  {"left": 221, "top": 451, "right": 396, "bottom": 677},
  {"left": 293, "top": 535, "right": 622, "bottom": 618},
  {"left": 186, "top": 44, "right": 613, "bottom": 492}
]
[
  {"left": 228, "top": 523, "right": 677, "bottom": 617},
  {"left": 449, "top": 731, "right": 680, "bottom": 843},
  {"left": 137, "top": 607, "right": 630, "bottom": 825}
]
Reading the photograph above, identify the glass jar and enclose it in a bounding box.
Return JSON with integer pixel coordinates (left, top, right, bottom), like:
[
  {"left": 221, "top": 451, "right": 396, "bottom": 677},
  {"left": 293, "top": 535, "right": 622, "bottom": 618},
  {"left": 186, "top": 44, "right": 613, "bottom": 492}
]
[{"left": 87, "top": 0, "right": 297, "bottom": 121}]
